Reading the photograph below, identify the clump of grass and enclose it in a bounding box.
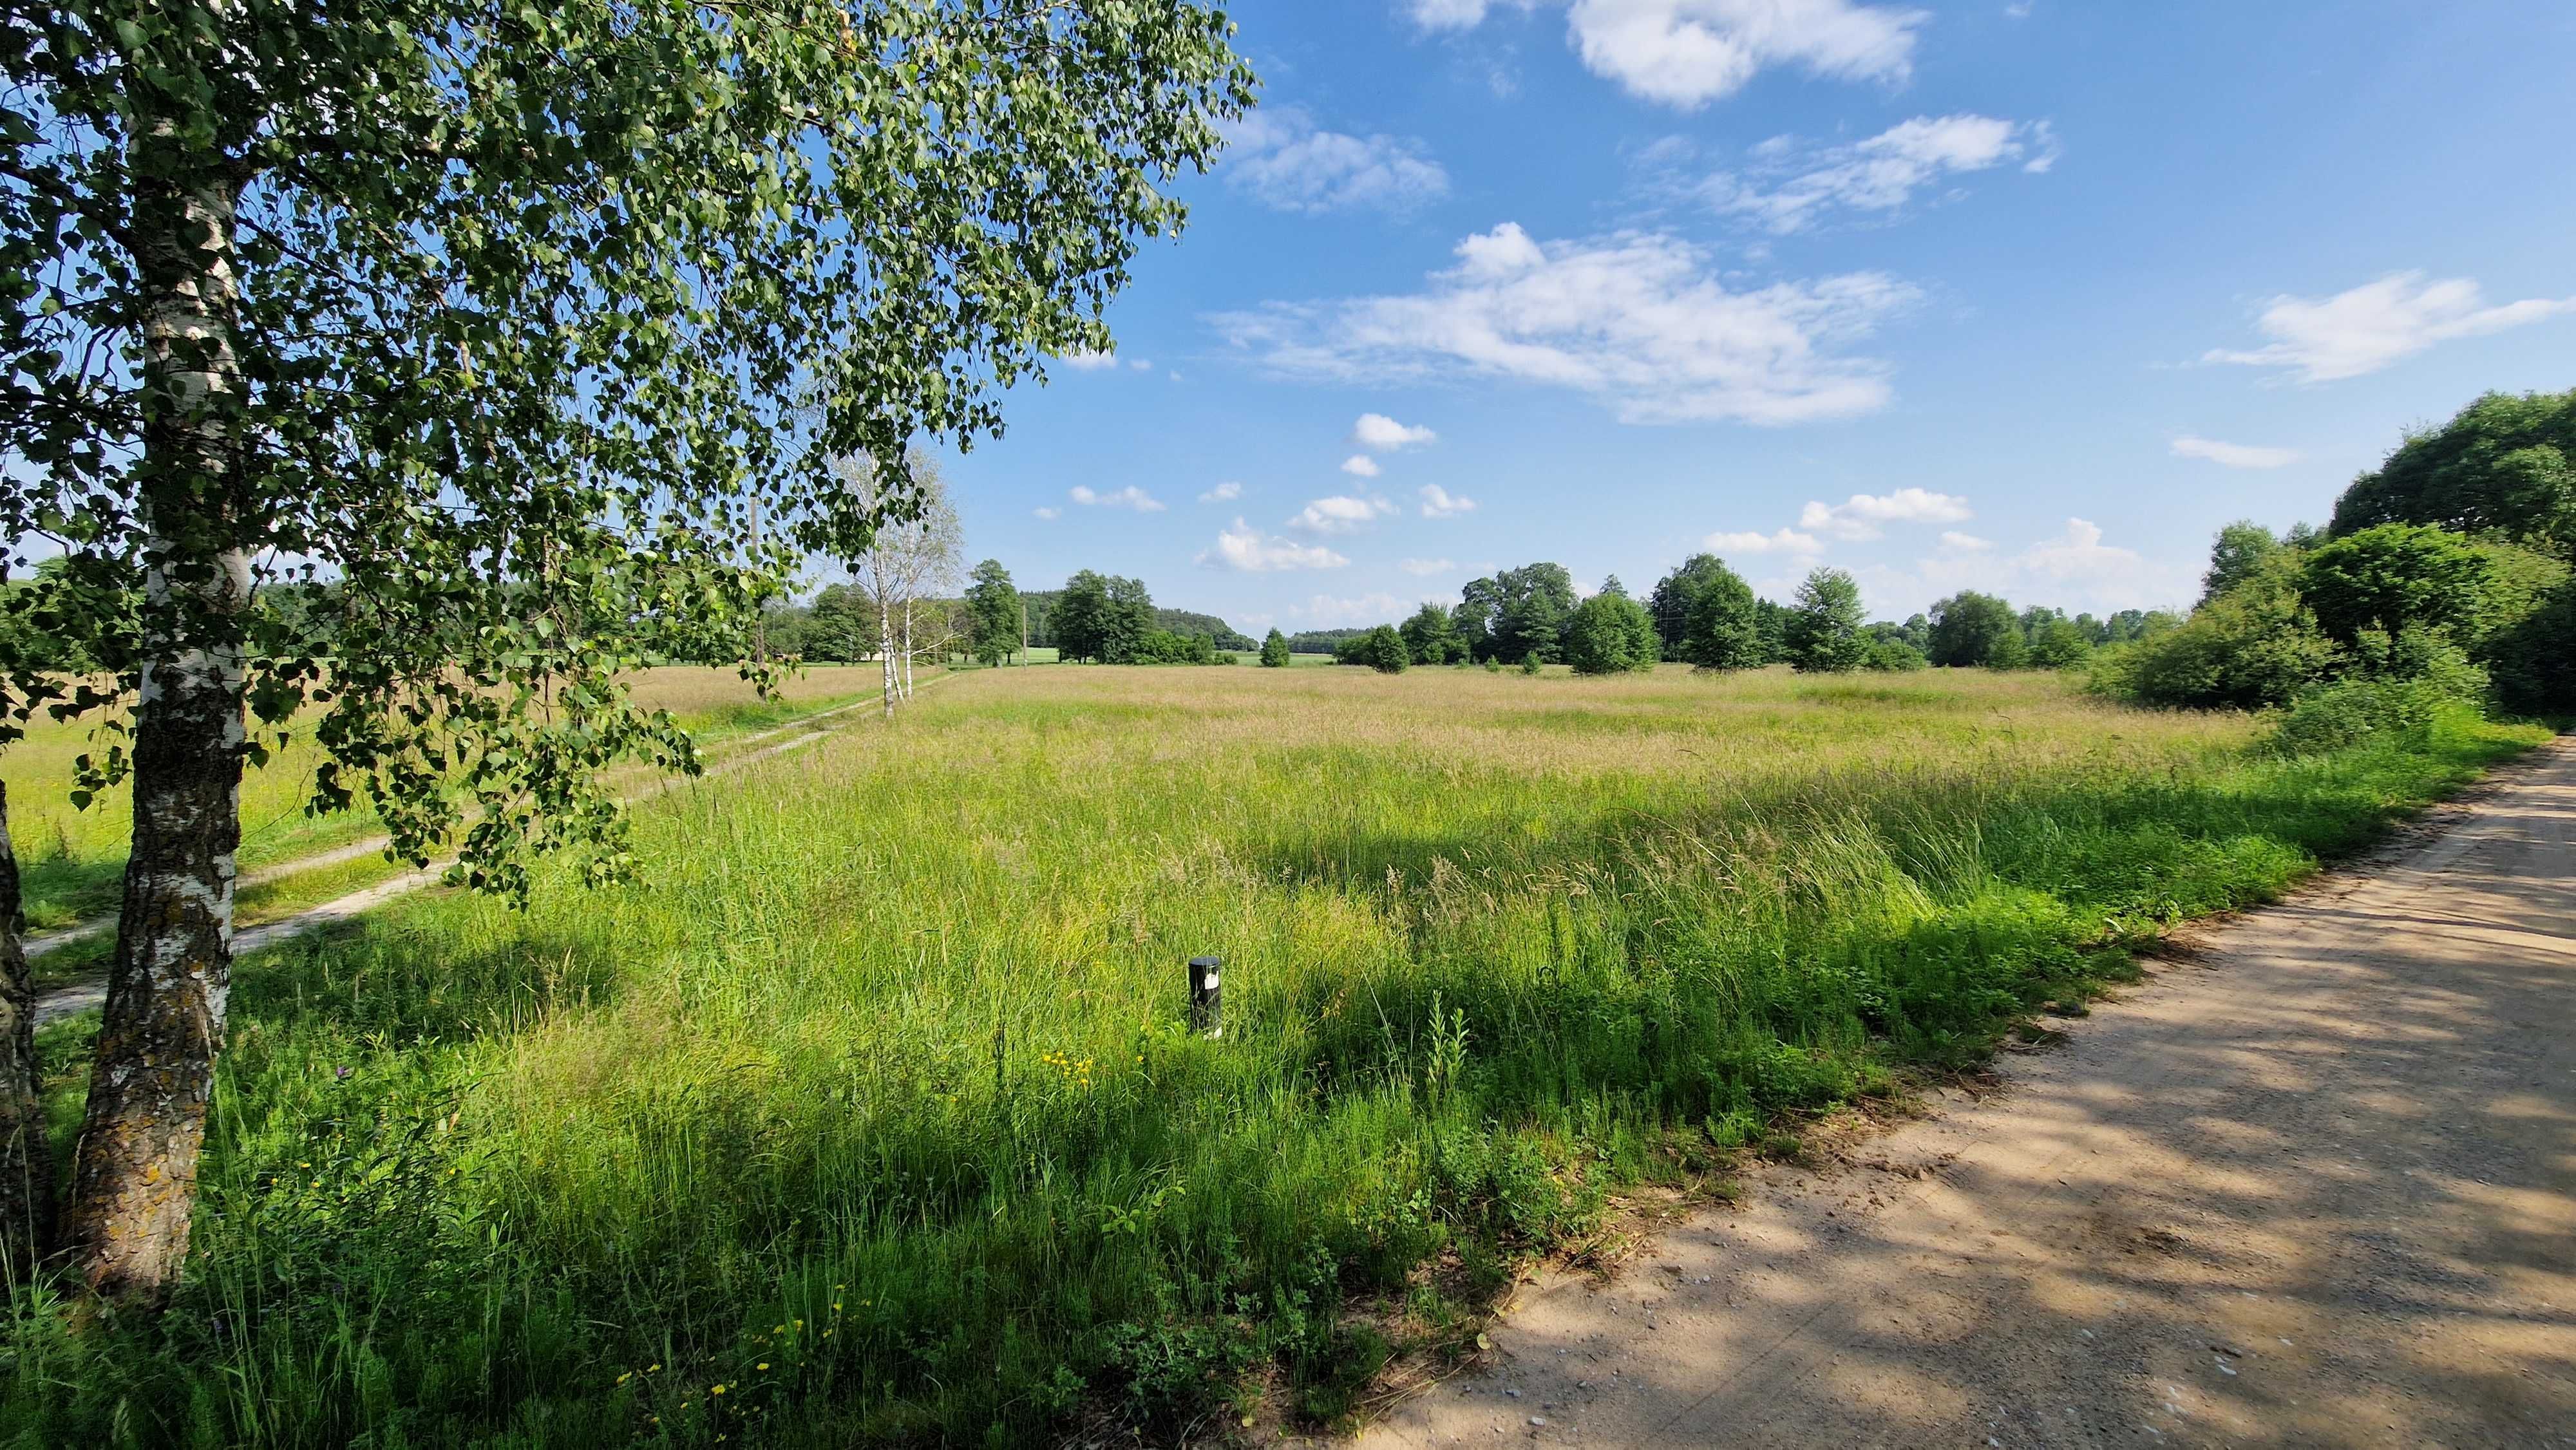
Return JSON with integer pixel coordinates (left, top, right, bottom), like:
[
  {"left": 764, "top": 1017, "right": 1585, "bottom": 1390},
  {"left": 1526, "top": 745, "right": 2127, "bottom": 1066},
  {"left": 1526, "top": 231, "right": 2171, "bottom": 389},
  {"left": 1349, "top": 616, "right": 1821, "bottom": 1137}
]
[{"left": 3, "top": 667, "right": 2541, "bottom": 1447}]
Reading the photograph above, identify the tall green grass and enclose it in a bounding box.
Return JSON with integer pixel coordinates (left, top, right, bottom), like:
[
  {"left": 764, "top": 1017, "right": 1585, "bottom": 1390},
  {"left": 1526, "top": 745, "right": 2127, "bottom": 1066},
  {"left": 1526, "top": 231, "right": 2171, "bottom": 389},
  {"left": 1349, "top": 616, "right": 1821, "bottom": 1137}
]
[
  {"left": 3, "top": 667, "right": 2543, "bottom": 1447},
  {"left": 0, "top": 664, "right": 887, "bottom": 932}
]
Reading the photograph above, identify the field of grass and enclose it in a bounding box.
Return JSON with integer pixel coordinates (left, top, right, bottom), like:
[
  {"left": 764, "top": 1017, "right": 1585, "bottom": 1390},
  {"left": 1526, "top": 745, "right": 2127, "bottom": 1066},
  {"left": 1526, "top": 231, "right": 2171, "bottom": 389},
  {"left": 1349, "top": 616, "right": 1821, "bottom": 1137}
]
[
  {"left": 5, "top": 665, "right": 2545, "bottom": 1447},
  {"left": 2, "top": 664, "right": 889, "bottom": 934}
]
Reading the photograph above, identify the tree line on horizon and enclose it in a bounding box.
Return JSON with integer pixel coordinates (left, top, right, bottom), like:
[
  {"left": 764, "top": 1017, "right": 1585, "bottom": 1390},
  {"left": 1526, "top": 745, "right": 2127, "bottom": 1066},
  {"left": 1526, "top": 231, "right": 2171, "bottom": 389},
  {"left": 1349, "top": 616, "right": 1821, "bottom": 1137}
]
[{"left": 1293, "top": 559, "right": 2174, "bottom": 677}]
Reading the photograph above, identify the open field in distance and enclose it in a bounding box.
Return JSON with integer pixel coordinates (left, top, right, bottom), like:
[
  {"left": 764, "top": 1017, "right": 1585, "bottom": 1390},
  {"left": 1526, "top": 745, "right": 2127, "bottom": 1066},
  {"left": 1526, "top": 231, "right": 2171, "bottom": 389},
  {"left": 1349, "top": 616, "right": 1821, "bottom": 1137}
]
[
  {"left": 1, "top": 664, "right": 891, "bottom": 933},
  {"left": 8, "top": 664, "right": 2544, "bottom": 1446}
]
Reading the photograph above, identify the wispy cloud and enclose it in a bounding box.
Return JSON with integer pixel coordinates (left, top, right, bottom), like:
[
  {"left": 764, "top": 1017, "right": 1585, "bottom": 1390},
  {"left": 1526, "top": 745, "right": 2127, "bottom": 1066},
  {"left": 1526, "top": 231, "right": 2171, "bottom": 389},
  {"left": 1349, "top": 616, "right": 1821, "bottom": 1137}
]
[
  {"left": 1341, "top": 455, "right": 1383, "bottom": 478},
  {"left": 1419, "top": 484, "right": 1479, "bottom": 517},
  {"left": 1678, "top": 115, "right": 2057, "bottom": 234},
  {"left": 2171, "top": 435, "right": 2299, "bottom": 469},
  {"left": 1406, "top": 0, "right": 1926, "bottom": 111},
  {"left": 1290, "top": 494, "right": 1399, "bottom": 533},
  {"left": 1201, "top": 519, "right": 1351, "bottom": 572},
  {"left": 1222, "top": 105, "right": 1450, "bottom": 214},
  {"left": 2202, "top": 271, "right": 2576, "bottom": 382},
  {"left": 1032, "top": 506, "right": 1061, "bottom": 520},
  {"left": 1216, "top": 223, "right": 1916, "bottom": 425},
  {"left": 1057, "top": 350, "right": 1122, "bottom": 371},
  {"left": 1401, "top": 557, "right": 1459, "bottom": 576},
  {"left": 1198, "top": 481, "right": 1245, "bottom": 503},
  {"left": 1798, "top": 487, "right": 1971, "bottom": 540},
  {"left": 1352, "top": 413, "right": 1439, "bottom": 451},
  {"left": 1705, "top": 527, "right": 1821, "bottom": 555},
  {"left": 1068, "top": 484, "right": 1166, "bottom": 512}
]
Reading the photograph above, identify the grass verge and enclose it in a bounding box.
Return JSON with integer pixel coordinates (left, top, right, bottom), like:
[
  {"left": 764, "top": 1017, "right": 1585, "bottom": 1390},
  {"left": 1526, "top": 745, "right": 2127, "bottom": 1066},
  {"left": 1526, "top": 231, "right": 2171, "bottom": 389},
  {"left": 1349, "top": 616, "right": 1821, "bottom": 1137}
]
[{"left": 2, "top": 667, "right": 2546, "bottom": 1447}]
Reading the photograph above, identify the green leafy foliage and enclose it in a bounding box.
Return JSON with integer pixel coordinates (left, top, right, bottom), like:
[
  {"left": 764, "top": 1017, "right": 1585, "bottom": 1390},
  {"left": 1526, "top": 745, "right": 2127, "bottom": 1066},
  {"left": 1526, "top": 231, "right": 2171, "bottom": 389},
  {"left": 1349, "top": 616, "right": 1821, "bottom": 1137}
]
[
  {"left": 1784, "top": 569, "right": 1868, "bottom": 673},
  {"left": 1259, "top": 628, "right": 1292, "bottom": 668},
  {"left": 2331, "top": 388, "right": 2576, "bottom": 553},
  {"left": 2299, "top": 523, "right": 2490, "bottom": 657},
  {"left": 1927, "top": 592, "right": 2018, "bottom": 668},
  {"left": 1862, "top": 634, "right": 1929, "bottom": 672},
  {"left": 1398, "top": 603, "right": 1465, "bottom": 666},
  {"left": 0, "top": 0, "right": 1255, "bottom": 889},
  {"left": 2092, "top": 549, "right": 2342, "bottom": 709},
  {"left": 2201, "top": 521, "right": 2283, "bottom": 604},
  {"left": 1336, "top": 626, "right": 1410, "bottom": 673},
  {"left": 1562, "top": 588, "right": 1659, "bottom": 675},
  {"left": 1052, "top": 571, "right": 1159, "bottom": 664},
  {"left": 965, "top": 560, "right": 1023, "bottom": 667},
  {"left": 1656, "top": 555, "right": 1763, "bottom": 670}
]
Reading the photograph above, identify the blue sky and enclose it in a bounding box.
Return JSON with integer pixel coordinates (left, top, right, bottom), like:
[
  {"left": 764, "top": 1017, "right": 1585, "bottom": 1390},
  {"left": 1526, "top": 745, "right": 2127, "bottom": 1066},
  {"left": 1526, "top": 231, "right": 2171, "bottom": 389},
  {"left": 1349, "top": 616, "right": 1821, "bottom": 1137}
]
[{"left": 935, "top": 0, "right": 2576, "bottom": 632}]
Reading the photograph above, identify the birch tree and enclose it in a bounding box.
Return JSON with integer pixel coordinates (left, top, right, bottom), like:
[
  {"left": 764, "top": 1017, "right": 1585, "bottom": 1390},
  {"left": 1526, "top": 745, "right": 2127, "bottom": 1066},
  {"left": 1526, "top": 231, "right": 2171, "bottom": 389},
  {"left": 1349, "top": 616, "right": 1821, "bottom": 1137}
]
[
  {"left": 0, "top": 0, "right": 1251, "bottom": 1299},
  {"left": 891, "top": 460, "right": 964, "bottom": 699}
]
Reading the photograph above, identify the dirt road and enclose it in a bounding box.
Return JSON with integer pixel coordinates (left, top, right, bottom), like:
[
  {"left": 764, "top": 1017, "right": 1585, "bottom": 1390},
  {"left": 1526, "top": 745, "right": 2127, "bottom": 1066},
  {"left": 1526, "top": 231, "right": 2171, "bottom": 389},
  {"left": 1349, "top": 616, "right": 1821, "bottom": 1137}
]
[{"left": 1363, "top": 740, "right": 2576, "bottom": 1449}]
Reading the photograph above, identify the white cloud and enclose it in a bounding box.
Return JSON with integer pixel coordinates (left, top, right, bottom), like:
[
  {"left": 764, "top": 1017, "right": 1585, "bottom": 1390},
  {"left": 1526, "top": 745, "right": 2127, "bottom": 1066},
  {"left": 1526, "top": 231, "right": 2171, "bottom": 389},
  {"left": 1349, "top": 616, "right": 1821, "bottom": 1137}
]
[
  {"left": 1697, "top": 115, "right": 2056, "bottom": 234},
  {"left": 1033, "top": 506, "right": 1061, "bottom": 520},
  {"left": 1852, "top": 517, "right": 2192, "bottom": 617},
  {"left": 1068, "top": 484, "right": 1166, "bottom": 513},
  {"left": 1704, "top": 526, "right": 1821, "bottom": 555},
  {"left": 1222, "top": 105, "right": 1450, "bottom": 214},
  {"left": 2016, "top": 517, "right": 2155, "bottom": 589},
  {"left": 1059, "top": 350, "right": 1121, "bottom": 371},
  {"left": 1201, "top": 519, "right": 1352, "bottom": 572},
  {"left": 1418, "top": 483, "right": 1479, "bottom": 517},
  {"left": 1130, "top": 358, "right": 1154, "bottom": 372},
  {"left": 1401, "top": 557, "right": 1459, "bottom": 576},
  {"left": 1217, "top": 223, "right": 1916, "bottom": 425},
  {"left": 2171, "top": 435, "right": 2299, "bottom": 469},
  {"left": 1289, "top": 494, "right": 1399, "bottom": 533},
  {"left": 1414, "top": 0, "right": 1925, "bottom": 109},
  {"left": 1293, "top": 591, "right": 1427, "bottom": 627},
  {"left": 2202, "top": 271, "right": 2576, "bottom": 383},
  {"left": 1341, "top": 455, "right": 1384, "bottom": 478},
  {"left": 1198, "top": 480, "right": 1244, "bottom": 503},
  {"left": 1797, "top": 487, "right": 1971, "bottom": 540},
  {"left": 1352, "top": 413, "right": 1440, "bottom": 451},
  {"left": 1408, "top": 0, "right": 1520, "bottom": 25}
]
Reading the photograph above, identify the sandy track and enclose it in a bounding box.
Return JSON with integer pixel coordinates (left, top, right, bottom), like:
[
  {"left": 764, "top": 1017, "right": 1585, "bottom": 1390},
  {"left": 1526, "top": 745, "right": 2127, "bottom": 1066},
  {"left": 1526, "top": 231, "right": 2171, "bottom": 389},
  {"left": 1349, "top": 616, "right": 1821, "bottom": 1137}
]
[{"left": 1363, "top": 740, "right": 2576, "bottom": 1449}]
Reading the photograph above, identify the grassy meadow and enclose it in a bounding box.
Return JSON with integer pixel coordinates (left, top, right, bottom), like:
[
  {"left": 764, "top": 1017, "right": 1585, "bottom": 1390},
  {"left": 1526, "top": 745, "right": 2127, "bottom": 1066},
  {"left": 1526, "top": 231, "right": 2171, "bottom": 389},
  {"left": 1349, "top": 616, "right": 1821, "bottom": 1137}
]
[
  {"left": 5, "top": 664, "right": 2545, "bottom": 1447},
  {"left": 3, "top": 664, "right": 890, "bottom": 937}
]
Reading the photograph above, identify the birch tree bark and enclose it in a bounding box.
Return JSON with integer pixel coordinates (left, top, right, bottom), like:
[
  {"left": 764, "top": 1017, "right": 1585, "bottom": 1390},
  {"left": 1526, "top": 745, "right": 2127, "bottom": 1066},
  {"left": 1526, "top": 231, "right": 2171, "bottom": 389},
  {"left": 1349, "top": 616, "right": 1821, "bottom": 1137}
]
[
  {"left": 55, "top": 138, "right": 253, "bottom": 1303},
  {"left": 879, "top": 590, "right": 895, "bottom": 718}
]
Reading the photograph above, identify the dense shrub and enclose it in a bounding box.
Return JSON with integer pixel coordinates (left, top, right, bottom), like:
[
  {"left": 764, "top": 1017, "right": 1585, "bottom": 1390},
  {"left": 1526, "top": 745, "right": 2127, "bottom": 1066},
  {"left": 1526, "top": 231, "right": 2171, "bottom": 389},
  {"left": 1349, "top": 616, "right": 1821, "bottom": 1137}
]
[
  {"left": 1130, "top": 628, "right": 1228, "bottom": 664},
  {"left": 1862, "top": 636, "right": 1927, "bottom": 672},
  {"left": 2090, "top": 552, "right": 2341, "bottom": 709},
  {"left": 2476, "top": 577, "right": 2576, "bottom": 715},
  {"left": 2268, "top": 672, "right": 2468, "bottom": 755},
  {"left": 1335, "top": 625, "right": 1409, "bottom": 672},
  {"left": 1784, "top": 569, "right": 1869, "bottom": 673},
  {"left": 1562, "top": 592, "right": 1660, "bottom": 674}
]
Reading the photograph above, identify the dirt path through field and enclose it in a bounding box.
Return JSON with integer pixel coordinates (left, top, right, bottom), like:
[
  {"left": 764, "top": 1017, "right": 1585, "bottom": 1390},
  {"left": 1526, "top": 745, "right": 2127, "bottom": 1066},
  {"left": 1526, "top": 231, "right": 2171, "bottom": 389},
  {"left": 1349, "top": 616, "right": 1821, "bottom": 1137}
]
[
  {"left": 1361, "top": 739, "right": 2576, "bottom": 1449},
  {"left": 30, "top": 678, "right": 947, "bottom": 1026}
]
